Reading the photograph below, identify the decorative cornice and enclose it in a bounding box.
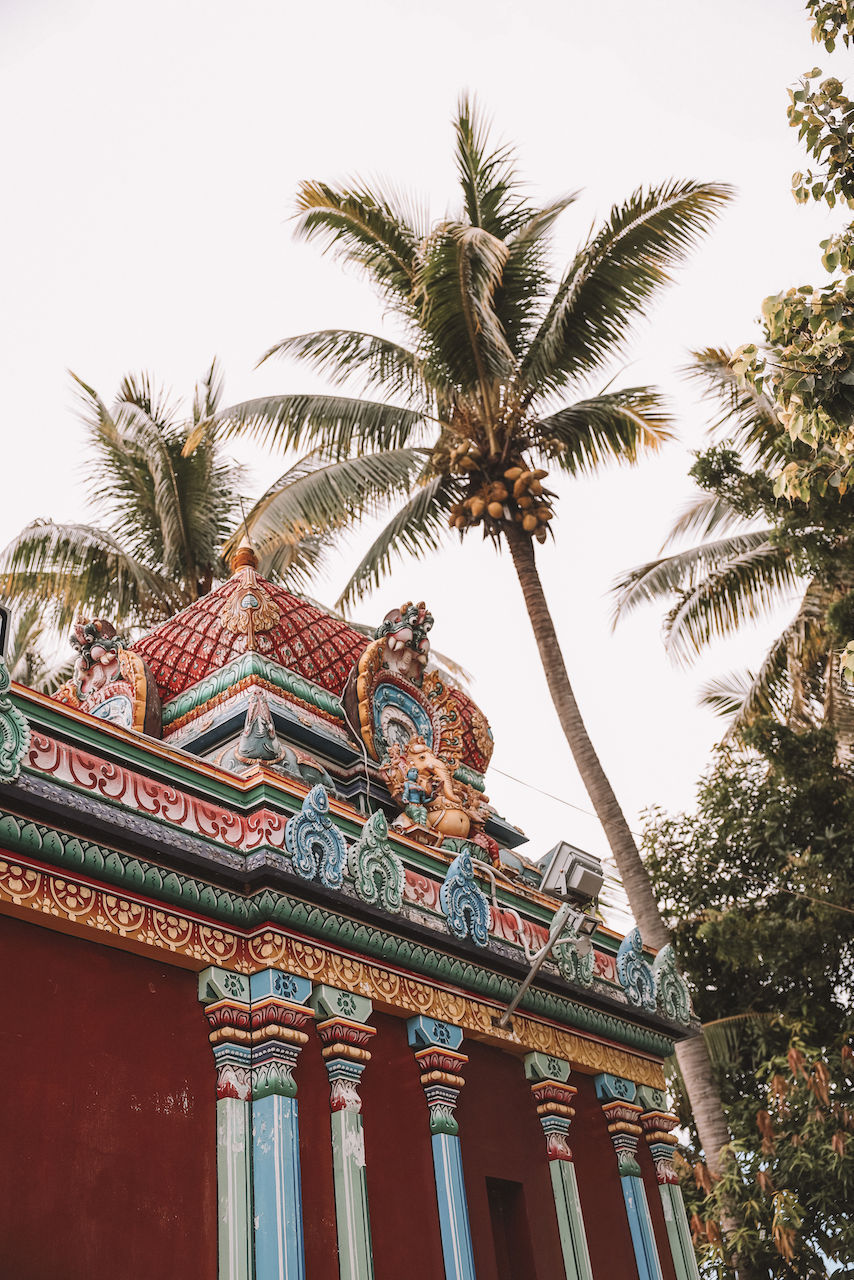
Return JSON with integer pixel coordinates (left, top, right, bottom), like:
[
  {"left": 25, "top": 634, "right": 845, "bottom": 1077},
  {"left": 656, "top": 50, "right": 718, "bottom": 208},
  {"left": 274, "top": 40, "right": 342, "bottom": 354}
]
[
  {"left": 161, "top": 652, "right": 345, "bottom": 730},
  {"left": 0, "top": 806, "right": 675, "bottom": 1060},
  {"left": 0, "top": 846, "right": 666, "bottom": 1087}
]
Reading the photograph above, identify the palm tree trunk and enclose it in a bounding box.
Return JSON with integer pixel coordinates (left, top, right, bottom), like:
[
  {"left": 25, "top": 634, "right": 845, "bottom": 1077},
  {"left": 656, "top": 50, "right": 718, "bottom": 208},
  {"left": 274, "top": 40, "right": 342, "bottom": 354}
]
[{"left": 503, "top": 523, "right": 732, "bottom": 1166}]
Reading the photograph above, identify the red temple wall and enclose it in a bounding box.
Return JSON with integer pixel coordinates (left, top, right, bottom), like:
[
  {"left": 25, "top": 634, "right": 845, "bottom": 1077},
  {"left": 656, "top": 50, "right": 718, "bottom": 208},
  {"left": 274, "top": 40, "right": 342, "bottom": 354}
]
[
  {"left": 0, "top": 912, "right": 217, "bottom": 1280},
  {"left": 455, "top": 1036, "right": 567, "bottom": 1280},
  {"left": 571, "top": 1071, "right": 679, "bottom": 1280},
  {"left": 0, "top": 905, "right": 675, "bottom": 1280}
]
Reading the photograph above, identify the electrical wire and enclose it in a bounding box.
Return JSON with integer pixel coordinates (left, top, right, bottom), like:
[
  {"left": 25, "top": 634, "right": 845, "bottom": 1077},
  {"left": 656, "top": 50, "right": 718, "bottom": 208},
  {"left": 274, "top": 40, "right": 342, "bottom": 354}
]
[{"left": 490, "top": 767, "right": 854, "bottom": 920}]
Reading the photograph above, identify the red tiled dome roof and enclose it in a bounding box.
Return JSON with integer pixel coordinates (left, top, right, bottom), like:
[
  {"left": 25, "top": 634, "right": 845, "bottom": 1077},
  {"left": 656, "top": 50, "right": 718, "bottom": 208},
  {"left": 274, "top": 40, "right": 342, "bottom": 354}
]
[{"left": 131, "top": 570, "right": 368, "bottom": 704}]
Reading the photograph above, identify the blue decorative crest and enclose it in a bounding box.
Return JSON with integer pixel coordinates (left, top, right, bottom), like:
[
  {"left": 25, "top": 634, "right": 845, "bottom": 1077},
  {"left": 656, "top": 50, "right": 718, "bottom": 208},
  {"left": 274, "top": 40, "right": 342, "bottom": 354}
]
[
  {"left": 284, "top": 784, "right": 347, "bottom": 889},
  {"left": 440, "top": 849, "right": 489, "bottom": 947},
  {"left": 0, "top": 659, "right": 30, "bottom": 784},
  {"left": 347, "top": 809, "right": 404, "bottom": 913},
  {"left": 616, "top": 927, "right": 656, "bottom": 1013},
  {"left": 652, "top": 944, "right": 692, "bottom": 1024}
]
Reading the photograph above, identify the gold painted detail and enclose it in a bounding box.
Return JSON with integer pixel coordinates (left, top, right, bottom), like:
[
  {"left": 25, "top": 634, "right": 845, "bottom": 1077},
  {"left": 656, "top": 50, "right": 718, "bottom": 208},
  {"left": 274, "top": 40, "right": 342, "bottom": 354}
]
[{"left": 0, "top": 854, "right": 665, "bottom": 1089}]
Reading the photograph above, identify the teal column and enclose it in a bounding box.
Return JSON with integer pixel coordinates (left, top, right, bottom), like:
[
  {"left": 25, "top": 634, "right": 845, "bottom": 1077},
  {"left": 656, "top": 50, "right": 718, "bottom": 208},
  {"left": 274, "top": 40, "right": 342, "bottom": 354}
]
[
  {"left": 310, "top": 985, "right": 376, "bottom": 1280},
  {"left": 523, "top": 1053, "right": 592, "bottom": 1280},
  {"left": 406, "top": 1015, "right": 476, "bottom": 1280},
  {"left": 199, "top": 968, "right": 254, "bottom": 1280},
  {"left": 250, "top": 969, "right": 314, "bottom": 1280},
  {"left": 637, "top": 1087, "right": 700, "bottom": 1280},
  {"left": 595, "top": 1073, "right": 664, "bottom": 1280}
]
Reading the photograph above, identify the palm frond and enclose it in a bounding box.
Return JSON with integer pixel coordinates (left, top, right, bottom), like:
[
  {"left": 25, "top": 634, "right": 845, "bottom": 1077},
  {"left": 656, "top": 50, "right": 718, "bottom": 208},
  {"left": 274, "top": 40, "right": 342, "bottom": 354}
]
[
  {"left": 685, "top": 348, "right": 783, "bottom": 464},
  {"left": 664, "top": 543, "right": 804, "bottom": 664},
  {"left": 417, "top": 221, "right": 514, "bottom": 391},
  {"left": 0, "top": 520, "right": 181, "bottom": 628},
  {"left": 293, "top": 180, "right": 421, "bottom": 304},
  {"left": 453, "top": 94, "right": 530, "bottom": 237},
  {"left": 211, "top": 394, "right": 427, "bottom": 461},
  {"left": 610, "top": 530, "right": 778, "bottom": 625},
  {"left": 193, "top": 357, "right": 224, "bottom": 424},
  {"left": 699, "top": 653, "right": 791, "bottom": 728},
  {"left": 700, "top": 581, "right": 829, "bottom": 735},
  {"left": 520, "top": 181, "right": 732, "bottom": 396},
  {"left": 336, "top": 474, "right": 464, "bottom": 610},
  {"left": 662, "top": 493, "right": 752, "bottom": 549},
  {"left": 535, "top": 387, "right": 673, "bottom": 475},
  {"left": 258, "top": 331, "right": 439, "bottom": 406},
  {"left": 702, "top": 1013, "right": 778, "bottom": 1067},
  {"left": 256, "top": 532, "right": 332, "bottom": 589},
  {"left": 223, "top": 448, "right": 426, "bottom": 564}
]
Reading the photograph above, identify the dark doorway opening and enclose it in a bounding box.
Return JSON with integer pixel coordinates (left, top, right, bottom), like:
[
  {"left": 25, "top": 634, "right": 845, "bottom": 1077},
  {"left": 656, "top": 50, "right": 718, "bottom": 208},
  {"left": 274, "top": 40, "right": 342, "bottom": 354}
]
[{"left": 486, "top": 1177, "right": 537, "bottom": 1280}]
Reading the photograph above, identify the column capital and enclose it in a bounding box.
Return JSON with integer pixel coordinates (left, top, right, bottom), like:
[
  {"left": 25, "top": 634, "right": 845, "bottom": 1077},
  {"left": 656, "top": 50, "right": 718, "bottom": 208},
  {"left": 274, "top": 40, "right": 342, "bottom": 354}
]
[
  {"left": 525, "top": 1051, "right": 577, "bottom": 1162},
  {"left": 309, "top": 983, "right": 372, "bottom": 1024},
  {"left": 638, "top": 1091, "right": 680, "bottom": 1186},
  {"left": 406, "top": 1014, "right": 464, "bottom": 1052},
  {"left": 593, "top": 1071, "right": 637, "bottom": 1104}
]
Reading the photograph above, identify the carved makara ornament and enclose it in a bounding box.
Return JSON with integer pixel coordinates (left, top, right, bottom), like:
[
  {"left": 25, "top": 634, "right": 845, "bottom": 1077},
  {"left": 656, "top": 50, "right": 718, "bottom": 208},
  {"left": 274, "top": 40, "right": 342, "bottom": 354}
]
[
  {"left": 651, "top": 944, "right": 693, "bottom": 1025},
  {"left": 440, "top": 848, "right": 490, "bottom": 947},
  {"left": 285, "top": 784, "right": 348, "bottom": 889},
  {"left": 53, "top": 618, "right": 162, "bottom": 737},
  {"left": 616, "top": 927, "right": 656, "bottom": 1014},
  {"left": 347, "top": 809, "right": 404, "bottom": 913},
  {"left": 0, "top": 658, "right": 30, "bottom": 783}
]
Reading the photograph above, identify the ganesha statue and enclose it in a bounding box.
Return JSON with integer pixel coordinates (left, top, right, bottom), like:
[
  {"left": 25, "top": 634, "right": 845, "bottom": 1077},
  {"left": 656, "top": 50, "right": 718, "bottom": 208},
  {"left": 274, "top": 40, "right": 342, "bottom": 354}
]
[
  {"left": 381, "top": 733, "right": 490, "bottom": 841},
  {"left": 53, "top": 618, "right": 162, "bottom": 737}
]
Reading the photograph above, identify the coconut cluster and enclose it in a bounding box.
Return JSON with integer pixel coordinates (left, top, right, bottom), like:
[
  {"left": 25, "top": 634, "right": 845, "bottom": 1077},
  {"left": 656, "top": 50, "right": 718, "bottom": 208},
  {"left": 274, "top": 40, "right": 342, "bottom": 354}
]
[{"left": 445, "top": 448, "right": 555, "bottom": 544}]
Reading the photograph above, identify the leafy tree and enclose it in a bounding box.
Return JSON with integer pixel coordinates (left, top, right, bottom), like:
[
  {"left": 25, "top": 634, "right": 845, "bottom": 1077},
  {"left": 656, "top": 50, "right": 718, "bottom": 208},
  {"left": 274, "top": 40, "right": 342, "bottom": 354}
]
[
  {"left": 0, "top": 361, "right": 421, "bottom": 632},
  {"left": 644, "top": 722, "right": 854, "bottom": 1276},
  {"left": 209, "top": 97, "right": 734, "bottom": 1169},
  {"left": 611, "top": 348, "right": 854, "bottom": 749}
]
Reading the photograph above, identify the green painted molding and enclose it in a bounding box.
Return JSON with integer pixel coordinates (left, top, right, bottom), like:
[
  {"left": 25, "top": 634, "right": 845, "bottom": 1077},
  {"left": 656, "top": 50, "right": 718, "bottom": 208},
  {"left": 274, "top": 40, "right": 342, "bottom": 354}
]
[
  {"left": 452, "top": 763, "right": 485, "bottom": 792},
  {"left": 161, "top": 652, "right": 345, "bottom": 728},
  {"left": 0, "top": 661, "right": 30, "bottom": 783},
  {"left": 0, "top": 806, "right": 675, "bottom": 1058}
]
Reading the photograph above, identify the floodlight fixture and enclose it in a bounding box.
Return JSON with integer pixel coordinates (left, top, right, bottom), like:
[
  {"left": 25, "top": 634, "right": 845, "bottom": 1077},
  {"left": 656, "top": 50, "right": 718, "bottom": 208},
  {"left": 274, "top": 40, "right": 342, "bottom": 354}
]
[{"left": 538, "top": 840, "right": 604, "bottom": 901}]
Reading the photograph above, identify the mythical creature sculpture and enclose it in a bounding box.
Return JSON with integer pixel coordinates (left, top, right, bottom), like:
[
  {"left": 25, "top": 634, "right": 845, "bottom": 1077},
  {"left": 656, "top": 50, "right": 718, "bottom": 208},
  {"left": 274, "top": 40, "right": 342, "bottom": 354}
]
[
  {"left": 381, "top": 733, "right": 490, "bottom": 840},
  {"left": 374, "top": 601, "right": 433, "bottom": 686},
  {"left": 53, "top": 619, "right": 161, "bottom": 736}
]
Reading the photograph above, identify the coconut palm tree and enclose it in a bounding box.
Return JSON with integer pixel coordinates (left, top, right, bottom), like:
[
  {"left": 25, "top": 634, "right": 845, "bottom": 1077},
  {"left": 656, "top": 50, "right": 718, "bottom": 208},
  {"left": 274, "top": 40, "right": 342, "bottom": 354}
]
[
  {"left": 209, "top": 98, "right": 735, "bottom": 1172},
  {"left": 1, "top": 360, "right": 423, "bottom": 635},
  {"left": 611, "top": 348, "right": 854, "bottom": 751}
]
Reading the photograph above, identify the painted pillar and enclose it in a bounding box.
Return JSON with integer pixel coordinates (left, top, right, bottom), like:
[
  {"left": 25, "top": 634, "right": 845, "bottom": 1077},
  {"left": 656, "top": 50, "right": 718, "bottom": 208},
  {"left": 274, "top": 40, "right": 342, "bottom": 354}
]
[
  {"left": 523, "top": 1052, "right": 593, "bottom": 1280},
  {"left": 594, "top": 1073, "right": 664, "bottom": 1280},
  {"left": 310, "top": 984, "right": 377, "bottom": 1280},
  {"left": 637, "top": 1086, "right": 700, "bottom": 1280},
  {"left": 250, "top": 968, "right": 314, "bottom": 1280},
  {"left": 406, "top": 1015, "right": 476, "bottom": 1280},
  {"left": 199, "top": 967, "right": 254, "bottom": 1280}
]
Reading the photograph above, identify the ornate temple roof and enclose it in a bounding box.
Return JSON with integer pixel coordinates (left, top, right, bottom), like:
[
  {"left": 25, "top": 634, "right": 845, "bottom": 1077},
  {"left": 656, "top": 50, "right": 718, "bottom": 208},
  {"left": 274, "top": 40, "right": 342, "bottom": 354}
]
[{"left": 131, "top": 558, "right": 369, "bottom": 704}]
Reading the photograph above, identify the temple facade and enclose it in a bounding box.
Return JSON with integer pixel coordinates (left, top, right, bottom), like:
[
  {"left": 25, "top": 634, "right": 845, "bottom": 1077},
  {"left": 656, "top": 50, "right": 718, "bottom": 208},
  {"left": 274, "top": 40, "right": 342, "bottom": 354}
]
[{"left": 0, "top": 544, "right": 700, "bottom": 1280}]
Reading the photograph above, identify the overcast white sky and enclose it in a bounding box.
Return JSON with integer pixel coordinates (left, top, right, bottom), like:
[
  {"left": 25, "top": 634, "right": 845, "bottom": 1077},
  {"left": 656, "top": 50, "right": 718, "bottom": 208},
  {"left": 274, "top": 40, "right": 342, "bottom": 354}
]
[{"left": 1, "top": 0, "right": 850, "bottom": 907}]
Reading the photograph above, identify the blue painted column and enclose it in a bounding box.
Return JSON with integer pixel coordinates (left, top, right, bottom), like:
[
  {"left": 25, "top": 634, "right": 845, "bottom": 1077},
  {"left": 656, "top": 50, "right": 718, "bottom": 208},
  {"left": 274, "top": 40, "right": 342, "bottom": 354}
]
[
  {"left": 595, "top": 1073, "right": 664, "bottom": 1280},
  {"left": 637, "top": 1087, "right": 700, "bottom": 1280},
  {"left": 523, "top": 1053, "right": 593, "bottom": 1280},
  {"left": 310, "top": 984, "right": 377, "bottom": 1280},
  {"left": 199, "top": 967, "right": 254, "bottom": 1280},
  {"left": 250, "top": 969, "right": 314, "bottom": 1280},
  {"left": 407, "top": 1015, "right": 476, "bottom": 1280}
]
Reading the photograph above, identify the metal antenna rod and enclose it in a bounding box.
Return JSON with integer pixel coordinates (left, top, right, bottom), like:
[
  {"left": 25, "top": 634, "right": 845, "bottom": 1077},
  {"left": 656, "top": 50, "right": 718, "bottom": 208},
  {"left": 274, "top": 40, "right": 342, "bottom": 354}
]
[{"left": 493, "top": 901, "right": 576, "bottom": 1030}]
